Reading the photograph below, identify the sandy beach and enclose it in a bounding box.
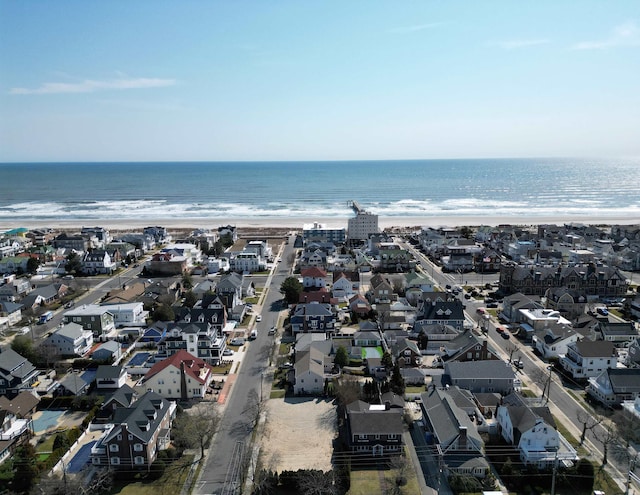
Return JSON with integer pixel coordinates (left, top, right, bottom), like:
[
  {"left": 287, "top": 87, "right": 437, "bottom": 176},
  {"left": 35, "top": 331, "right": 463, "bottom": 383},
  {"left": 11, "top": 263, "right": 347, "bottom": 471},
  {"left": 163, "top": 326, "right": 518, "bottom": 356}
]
[{"left": 2, "top": 213, "right": 639, "bottom": 234}]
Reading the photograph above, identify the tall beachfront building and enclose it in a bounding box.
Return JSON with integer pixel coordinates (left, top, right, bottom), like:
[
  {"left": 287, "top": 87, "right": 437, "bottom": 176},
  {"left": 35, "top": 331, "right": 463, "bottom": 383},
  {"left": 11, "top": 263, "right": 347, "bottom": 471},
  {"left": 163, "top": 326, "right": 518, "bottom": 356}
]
[{"left": 347, "top": 202, "right": 379, "bottom": 242}]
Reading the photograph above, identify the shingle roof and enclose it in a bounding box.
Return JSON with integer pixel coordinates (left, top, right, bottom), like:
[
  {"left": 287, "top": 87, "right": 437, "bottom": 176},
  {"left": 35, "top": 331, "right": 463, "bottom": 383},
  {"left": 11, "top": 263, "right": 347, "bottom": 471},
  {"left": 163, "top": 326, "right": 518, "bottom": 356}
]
[
  {"left": 106, "top": 391, "right": 171, "bottom": 443},
  {"left": 144, "top": 350, "right": 212, "bottom": 385},
  {"left": 446, "top": 360, "right": 516, "bottom": 380}
]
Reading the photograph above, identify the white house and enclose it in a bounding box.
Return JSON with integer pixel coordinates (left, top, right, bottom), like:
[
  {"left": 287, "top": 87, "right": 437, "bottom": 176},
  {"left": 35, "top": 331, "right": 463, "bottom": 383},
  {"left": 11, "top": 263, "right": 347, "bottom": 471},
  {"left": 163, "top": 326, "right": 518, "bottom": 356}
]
[
  {"left": 230, "top": 252, "right": 264, "bottom": 273},
  {"left": 497, "top": 394, "right": 578, "bottom": 468},
  {"left": 161, "top": 243, "right": 202, "bottom": 266},
  {"left": 95, "top": 365, "right": 127, "bottom": 390},
  {"left": 293, "top": 346, "right": 328, "bottom": 395},
  {"left": 46, "top": 322, "right": 94, "bottom": 357},
  {"left": 301, "top": 267, "right": 328, "bottom": 289},
  {"left": 559, "top": 340, "right": 617, "bottom": 380},
  {"left": 532, "top": 323, "right": 579, "bottom": 359},
  {"left": 142, "top": 350, "right": 214, "bottom": 400},
  {"left": 100, "top": 302, "right": 148, "bottom": 327}
]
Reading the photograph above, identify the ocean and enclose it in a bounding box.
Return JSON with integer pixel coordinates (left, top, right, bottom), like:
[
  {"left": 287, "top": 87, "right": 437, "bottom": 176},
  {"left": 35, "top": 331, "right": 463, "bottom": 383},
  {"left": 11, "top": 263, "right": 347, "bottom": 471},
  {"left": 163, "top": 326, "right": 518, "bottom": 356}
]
[{"left": 1, "top": 158, "right": 639, "bottom": 224}]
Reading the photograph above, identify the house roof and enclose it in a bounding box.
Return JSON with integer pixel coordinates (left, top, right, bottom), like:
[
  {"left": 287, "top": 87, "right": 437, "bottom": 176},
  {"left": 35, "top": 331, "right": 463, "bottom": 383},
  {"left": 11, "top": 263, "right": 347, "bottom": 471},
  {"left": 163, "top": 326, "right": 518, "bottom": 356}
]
[
  {"left": 445, "top": 360, "right": 516, "bottom": 380},
  {"left": 144, "top": 350, "right": 213, "bottom": 385},
  {"left": 572, "top": 340, "right": 615, "bottom": 357},
  {"left": 104, "top": 384, "right": 138, "bottom": 408},
  {"left": 96, "top": 365, "right": 124, "bottom": 380},
  {"left": 506, "top": 405, "right": 555, "bottom": 435},
  {"left": 0, "top": 301, "right": 23, "bottom": 313},
  {"left": 294, "top": 346, "right": 325, "bottom": 377},
  {"left": 354, "top": 331, "right": 380, "bottom": 341},
  {"left": 0, "top": 348, "right": 31, "bottom": 374},
  {"left": 106, "top": 391, "right": 171, "bottom": 444},
  {"left": 58, "top": 372, "right": 91, "bottom": 395},
  {"left": 0, "top": 390, "right": 40, "bottom": 417},
  {"left": 607, "top": 368, "right": 640, "bottom": 393},
  {"left": 346, "top": 401, "right": 404, "bottom": 436},
  {"left": 54, "top": 322, "right": 88, "bottom": 340},
  {"left": 95, "top": 340, "right": 120, "bottom": 353}
]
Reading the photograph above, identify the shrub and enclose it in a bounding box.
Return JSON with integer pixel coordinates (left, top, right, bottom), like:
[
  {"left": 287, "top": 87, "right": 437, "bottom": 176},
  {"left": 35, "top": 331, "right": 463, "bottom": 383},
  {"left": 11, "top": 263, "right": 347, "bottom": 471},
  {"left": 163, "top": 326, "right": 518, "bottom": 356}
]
[{"left": 149, "top": 458, "right": 166, "bottom": 480}]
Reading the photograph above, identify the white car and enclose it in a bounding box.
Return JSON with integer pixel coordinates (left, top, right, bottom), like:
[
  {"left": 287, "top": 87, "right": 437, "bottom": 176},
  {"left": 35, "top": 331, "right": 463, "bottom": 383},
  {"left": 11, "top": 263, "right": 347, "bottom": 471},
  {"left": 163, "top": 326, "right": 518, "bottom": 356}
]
[{"left": 256, "top": 314, "right": 262, "bottom": 322}]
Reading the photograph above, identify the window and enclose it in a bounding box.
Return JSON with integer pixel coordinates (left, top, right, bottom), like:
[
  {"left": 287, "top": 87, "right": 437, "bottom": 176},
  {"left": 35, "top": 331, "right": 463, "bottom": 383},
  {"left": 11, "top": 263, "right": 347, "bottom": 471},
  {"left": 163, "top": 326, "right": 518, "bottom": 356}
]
[
  {"left": 134, "top": 444, "right": 144, "bottom": 452},
  {"left": 111, "top": 457, "right": 120, "bottom": 465},
  {"left": 116, "top": 435, "right": 122, "bottom": 441},
  {"left": 134, "top": 456, "right": 145, "bottom": 465},
  {"left": 128, "top": 434, "right": 133, "bottom": 440},
  {"left": 109, "top": 444, "right": 119, "bottom": 452}
]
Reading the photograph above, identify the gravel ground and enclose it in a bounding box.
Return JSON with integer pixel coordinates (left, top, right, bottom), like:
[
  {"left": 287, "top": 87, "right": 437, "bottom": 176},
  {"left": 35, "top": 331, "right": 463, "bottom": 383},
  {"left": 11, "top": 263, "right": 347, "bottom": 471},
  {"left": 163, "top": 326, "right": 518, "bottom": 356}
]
[{"left": 259, "top": 397, "right": 337, "bottom": 473}]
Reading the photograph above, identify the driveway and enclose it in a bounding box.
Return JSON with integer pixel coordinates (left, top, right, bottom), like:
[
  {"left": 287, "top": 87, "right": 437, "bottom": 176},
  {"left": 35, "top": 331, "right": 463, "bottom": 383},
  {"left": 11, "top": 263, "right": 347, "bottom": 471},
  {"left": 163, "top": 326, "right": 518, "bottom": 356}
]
[{"left": 259, "top": 397, "right": 337, "bottom": 473}]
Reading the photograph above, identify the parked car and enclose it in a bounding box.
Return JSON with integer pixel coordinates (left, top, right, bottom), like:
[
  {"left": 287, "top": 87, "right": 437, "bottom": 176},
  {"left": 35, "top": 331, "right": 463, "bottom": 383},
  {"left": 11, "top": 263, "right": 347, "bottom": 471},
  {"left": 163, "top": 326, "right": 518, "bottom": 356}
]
[
  {"left": 223, "top": 349, "right": 234, "bottom": 356},
  {"left": 268, "top": 327, "right": 276, "bottom": 335},
  {"left": 501, "top": 332, "right": 511, "bottom": 339},
  {"left": 256, "top": 314, "right": 262, "bottom": 322}
]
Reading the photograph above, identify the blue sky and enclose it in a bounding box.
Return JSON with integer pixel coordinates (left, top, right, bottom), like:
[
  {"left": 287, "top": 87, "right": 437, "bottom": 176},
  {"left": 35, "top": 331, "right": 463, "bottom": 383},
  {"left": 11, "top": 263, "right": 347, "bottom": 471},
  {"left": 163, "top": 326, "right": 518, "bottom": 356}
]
[{"left": 1, "top": 1, "right": 639, "bottom": 162}]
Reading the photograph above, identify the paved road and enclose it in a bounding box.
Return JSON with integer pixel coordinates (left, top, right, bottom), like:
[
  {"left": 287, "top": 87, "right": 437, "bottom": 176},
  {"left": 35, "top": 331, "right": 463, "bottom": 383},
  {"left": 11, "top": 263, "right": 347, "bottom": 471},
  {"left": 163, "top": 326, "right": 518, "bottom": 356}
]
[{"left": 195, "top": 234, "right": 295, "bottom": 495}]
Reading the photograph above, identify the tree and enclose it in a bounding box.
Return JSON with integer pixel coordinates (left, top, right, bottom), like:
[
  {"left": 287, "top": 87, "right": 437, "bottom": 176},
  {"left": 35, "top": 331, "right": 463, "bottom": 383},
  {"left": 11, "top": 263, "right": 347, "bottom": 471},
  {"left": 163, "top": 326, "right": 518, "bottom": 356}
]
[
  {"left": 183, "top": 290, "right": 198, "bottom": 308},
  {"left": 152, "top": 303, "right": 175, "bottom": 322},
  {"left": 181, "top": 273, "right": 193, "bottom": 290},
  {"left": 36, "top": 341, "right": 61, "bottom": 369},
  {"left": 334, "top": 346, "right": 349, "bottom": 368},
  {"left": 417, "top": 330, "right": 428, "bottom": 350},
  {"left": 381, "top": 351, "right": 393, "bottom": 369},
  {"left": 389, "top": 363, "right": 405, "bottom": 396},
  {"left": 333, "top": 376, "right": 361, "bottom": 407},
  {"left": 171, "top": 405, "right": 220, "bottom": 460},
  {"left": 26, "top": 256, "right": 40, "bottom": 274},
  {"left": 11, "top": 335, "right": 37, "bottom": 363},
  {"left": 65, "top": 251, "right": 82, "bottom": 274},
  {"left": 11, "top": 443, "right": 38, "bottom": 493},
  {"left": 280, "top": 276, "right": 303, "bottom": 304},
  {"left": 576, "top": 408, "right": 601, "bottom": 446},
  {"left": 296, "top": 470, "right": 338, "bottom": 495}
]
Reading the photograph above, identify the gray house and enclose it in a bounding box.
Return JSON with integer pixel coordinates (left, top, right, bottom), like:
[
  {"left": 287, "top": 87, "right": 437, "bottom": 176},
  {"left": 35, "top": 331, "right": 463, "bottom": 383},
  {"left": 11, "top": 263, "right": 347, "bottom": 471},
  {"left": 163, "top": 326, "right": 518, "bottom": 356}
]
[{"left": 444, "top": 360, "right": 516, "bottom": 395}]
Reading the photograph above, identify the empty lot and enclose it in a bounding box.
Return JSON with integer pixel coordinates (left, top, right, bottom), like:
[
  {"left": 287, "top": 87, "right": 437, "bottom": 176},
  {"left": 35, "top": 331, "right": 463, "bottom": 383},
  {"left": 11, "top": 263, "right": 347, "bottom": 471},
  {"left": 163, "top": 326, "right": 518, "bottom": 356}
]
[{"left": 259, "top": 397, "right": 337, "bottom": 473}]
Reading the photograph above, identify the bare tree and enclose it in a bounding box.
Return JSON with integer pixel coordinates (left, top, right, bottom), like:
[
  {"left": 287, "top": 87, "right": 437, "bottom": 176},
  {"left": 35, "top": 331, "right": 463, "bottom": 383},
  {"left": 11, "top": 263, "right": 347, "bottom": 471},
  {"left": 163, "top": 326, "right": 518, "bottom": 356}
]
[
  {"left": 172, "top": 404, "right": 220, "bottom": 460},
  {"left": 333, "top": 375, "right": 361, "bottom": 408},
  {"left": 247, "top": 389, "right": 266, "bottom": 428},
  {"left": 576, "top": 408, "right": 602, "bottom": 446},
  {"left": 594, "top": 419, "right": 618, "bottom": 466},
  {"left": 297, "top": 470, "right": 337, "bottom": 495},
  {"left": 505, "top": 342, "right": 519, "bottom": 364}
]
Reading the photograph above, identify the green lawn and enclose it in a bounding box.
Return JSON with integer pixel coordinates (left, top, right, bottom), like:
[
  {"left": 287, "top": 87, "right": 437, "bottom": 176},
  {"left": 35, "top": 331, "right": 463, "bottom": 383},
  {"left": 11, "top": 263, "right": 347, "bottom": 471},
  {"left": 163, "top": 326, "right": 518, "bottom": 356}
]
[
  {"left": 112, "top": 455, "right": 195, "bottom": 495},
  {"left": 348, "top": 465, "right": 420, "bottom": 495}
]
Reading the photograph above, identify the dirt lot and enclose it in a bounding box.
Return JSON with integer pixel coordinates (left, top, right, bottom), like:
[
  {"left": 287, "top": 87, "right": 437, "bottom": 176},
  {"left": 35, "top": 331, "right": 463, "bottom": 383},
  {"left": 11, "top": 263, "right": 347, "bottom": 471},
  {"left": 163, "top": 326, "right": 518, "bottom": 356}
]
[{"left": 259, "top": 397, "right": 337, "bottom": 473}]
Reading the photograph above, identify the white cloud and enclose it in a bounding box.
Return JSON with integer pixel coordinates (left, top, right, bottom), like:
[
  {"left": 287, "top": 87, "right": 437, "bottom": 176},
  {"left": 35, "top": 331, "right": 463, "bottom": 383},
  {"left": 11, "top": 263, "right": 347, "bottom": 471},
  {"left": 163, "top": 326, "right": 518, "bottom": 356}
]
[
  {"left": 9, "top": 76, "right": 177, "bottom": 95},
  {"left": 488, "top": 39, "right": 550, "bottom": 50},
  {"left": 388, "top": 22, "right": 445, "bottom": 34},
  {"left": 572, "top": 21, "right": 640, "bottom": 50}
]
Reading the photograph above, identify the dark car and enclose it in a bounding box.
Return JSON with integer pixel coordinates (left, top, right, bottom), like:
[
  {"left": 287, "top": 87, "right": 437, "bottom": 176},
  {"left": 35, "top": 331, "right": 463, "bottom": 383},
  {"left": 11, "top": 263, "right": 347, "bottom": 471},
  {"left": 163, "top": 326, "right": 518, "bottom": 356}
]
[{"left": 501, "top": 332, "right": 511, "bottom": 339}]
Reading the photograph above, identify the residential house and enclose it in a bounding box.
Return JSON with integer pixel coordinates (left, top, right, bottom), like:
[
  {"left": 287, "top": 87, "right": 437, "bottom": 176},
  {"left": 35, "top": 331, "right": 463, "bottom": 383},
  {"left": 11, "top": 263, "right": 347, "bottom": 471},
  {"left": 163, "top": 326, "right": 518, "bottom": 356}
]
[
  {"left": 587, "top": 368, "right": 640, "bottom": 406},
  {"left": 52, "top": 233, "right": 89, "bottom": 252},
  {"left": 353, "top": 331, "right": 382, "bottom": 348},
  {"left": 215, "top": 273, "right": 244, "bottom": 312},
  {"left": 230, "top": 251, "right": 265, "bottom": 273},
  {"left": 160, "top": 243, "right": 202, "bottom": 267},
  {"left": 378, "top": 243, "right": 413, "bottom": 272},
  {"left": 21, "top": 283, "right": 67, "bottom": 308},
  {"left": 420, "top": 387, "right": 489, "bottom": 479},
  {"left": 597, "top": 321, "right": 639, "bottom": 347},
  {"left": 92, "top": 340, "right": 123, "bottom": 363},
  {"left": 0, "top": 349, "right": 39, "bottom": 397},
  {"left": 532, "top": 323, "right": 579, "bottom": 360},
  {"left": 95, "top": 365, "right": 128, "bottom": 391},
  {"left": 142, "top": 322, "right": 170, "bottom": 343},
  {"left": 101, "top": 302, "right": 148, "bottom": 327},
  {"left": 444, "top": 360, "right": 516, "bottom": 395},
  {"left": 544, "top": 287, "right": 589, "bottom": 320},
  {"left": 344, "top": 399, "right": 404, "bottom": 457},
  {"left": 144, "top": 226, "right": 172, "bottom": 244},
  {"left": 82, "top": 249, "right": 116, "bottom": 275},
  {"left": 293, "top": 346, "right": 330, "bottom": 395},
  {"left": 299, "top": 249, "right": 328, "bottom": 271},
  {"left": 56, "top": 370, "right": 92, "bottom": 396},
  {"left": 142, "top": 350, "right": 214, "bottom": 400},
  {"left": 45, "top": 322, "right": 94, "bottom": 357},
  {"left": 157, "top": 318, "right": 227, "bottom": 365},
  {"left": 497, "top": 393, "right": 578, "bottom": 468},
  {"left": 391, "top": 338, "right": 422, "bottom": 367},
  {"left": 0, "top": 302, "right": 23, "bottom": 326},
  {"left": 94, "top": 384, "right": 139, "bottom": 424},
  {"left": 63, "top": 304, "right": 116, "bottom": 341},
  {"left": 0, "top": 257, "right": 29, "bottom": 275},
  {"left": 348, "top": 294, "right": 371, "bottom": 316},
  {"left": 91, "top": 391, "right": 176, "bottom": 469},
  {"left": 302, "top": 267, "right": 328, "bottom": 290},
  {"left": 146, "top": 252, "right": 188, "bottom": 276},
  {"left": 0, "top": 399, "right": 34, "bottom": 464},
  {"left": 415, "top": 299, "right": 466, "bottom": 332},
  {"left": 290, "top": 303, "right": 336, "bottom": 335},
  {"left": 367, "top": 274, "right": 396, "bottom": 304},
  {"left": 559, "top": 340, "right": 616, "bottom": 380}
]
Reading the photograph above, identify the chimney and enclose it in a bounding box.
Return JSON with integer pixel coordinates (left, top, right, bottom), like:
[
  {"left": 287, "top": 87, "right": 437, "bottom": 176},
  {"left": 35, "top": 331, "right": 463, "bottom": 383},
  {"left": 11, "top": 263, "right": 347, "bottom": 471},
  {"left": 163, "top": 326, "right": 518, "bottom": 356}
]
[{"left": 458, "top": 426, "right": 468, "bottom": 449}]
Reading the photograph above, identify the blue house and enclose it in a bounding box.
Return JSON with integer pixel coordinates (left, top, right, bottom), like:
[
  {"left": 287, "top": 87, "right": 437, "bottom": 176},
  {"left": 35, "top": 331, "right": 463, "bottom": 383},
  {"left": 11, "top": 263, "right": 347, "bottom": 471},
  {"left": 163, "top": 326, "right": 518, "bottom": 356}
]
[{"left": 142, "top": 322, "right": 169, "bottom": 343}]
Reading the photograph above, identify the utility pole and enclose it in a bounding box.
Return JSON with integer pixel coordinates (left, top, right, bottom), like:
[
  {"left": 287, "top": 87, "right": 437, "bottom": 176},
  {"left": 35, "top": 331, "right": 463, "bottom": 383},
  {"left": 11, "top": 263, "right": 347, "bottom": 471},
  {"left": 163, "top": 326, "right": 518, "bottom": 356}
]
[{"left": 550, "top": 449, "right": 559, "bottom": 495}]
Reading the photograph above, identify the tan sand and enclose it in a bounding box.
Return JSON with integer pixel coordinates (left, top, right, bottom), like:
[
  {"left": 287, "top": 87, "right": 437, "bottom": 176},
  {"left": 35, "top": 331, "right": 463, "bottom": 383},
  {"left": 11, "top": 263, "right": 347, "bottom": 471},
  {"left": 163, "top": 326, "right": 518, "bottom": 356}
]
[{"left": 2, "top": 214, "right": 639, "bottom": 233}]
